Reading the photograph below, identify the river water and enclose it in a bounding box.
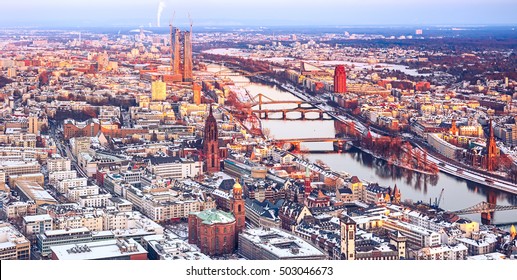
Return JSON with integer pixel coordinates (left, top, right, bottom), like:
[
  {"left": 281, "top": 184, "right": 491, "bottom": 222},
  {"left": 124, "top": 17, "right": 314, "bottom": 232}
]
[{"left": 207, "top": 64, "right": 517, "bottom": 225}]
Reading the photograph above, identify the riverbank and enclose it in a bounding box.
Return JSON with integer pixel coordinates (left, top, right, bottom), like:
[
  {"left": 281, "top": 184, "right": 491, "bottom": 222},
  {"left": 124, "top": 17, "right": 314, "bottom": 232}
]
[
  {"left": 276, "top": 76, "right": 517, "bottom": 194},
  {"left": 206, "top": 61, "right": 517, "bottom": 224}
]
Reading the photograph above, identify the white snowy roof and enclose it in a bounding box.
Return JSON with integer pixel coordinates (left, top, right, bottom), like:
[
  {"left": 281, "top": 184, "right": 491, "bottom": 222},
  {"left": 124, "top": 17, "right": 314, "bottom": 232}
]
[
  {"left": 51, "top": 238, "right": 147, "bottom": 260},
  {"left": 241, "top": 227, "right": 325, "bottom": 259},
  {"left": 23, "top": 214, "right": 52, "bottom": 223}
]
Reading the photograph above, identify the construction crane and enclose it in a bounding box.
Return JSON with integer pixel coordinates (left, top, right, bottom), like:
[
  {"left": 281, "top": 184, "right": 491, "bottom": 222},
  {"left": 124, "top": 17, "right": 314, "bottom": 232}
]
[{"left": 433, "top": 188, "right": 445, "bottom": 208}]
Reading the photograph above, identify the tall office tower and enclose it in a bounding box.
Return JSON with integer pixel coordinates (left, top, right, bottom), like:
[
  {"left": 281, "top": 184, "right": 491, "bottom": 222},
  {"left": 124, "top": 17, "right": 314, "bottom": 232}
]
[
  {"left": 169, "top": 22, "right": 193, "bottom": 83},
  {"left": 334, "top": 65, "right": 347, "bottom": 93},
  {"left": 182, "top": 30, "right": 193, "bottom": 82},
  {"left": 193, "top": 83, "right": 202, "bottom": 105},
  {"left": 151, "top": 80, "right": 166, "bottom": 101},
  {"left": 170, "top": 24, "right": 181, "bottom": 75},
  {"left": 203, "top": 105, "right": 219, "bottom": 173}
]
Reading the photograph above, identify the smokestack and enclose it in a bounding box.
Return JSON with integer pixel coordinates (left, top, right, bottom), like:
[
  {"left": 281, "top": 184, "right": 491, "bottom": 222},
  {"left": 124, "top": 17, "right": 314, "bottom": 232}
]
[{"left": 157, "top": 1, "right": 166, "bottom": 28}]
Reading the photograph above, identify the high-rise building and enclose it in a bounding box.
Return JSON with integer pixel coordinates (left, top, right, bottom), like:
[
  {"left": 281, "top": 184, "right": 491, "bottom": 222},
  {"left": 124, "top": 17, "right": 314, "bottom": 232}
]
[
  {"left": 183, "top": 31, "right": 193, "bottom": 82},
  {"left": 203, "top": 105, "right": 219, "bottom": 173},
  {"left": 193, "top": 83, "right": 202, "bottom": 105},
  {"left": 334, "top": 65, "right": 347, "bottom": 94},
  {"left": 170, "top": 25, "right": 181, "bottom": 75},
  {"left": 151, "top": 80, "right": 166, "bottom": 101},
  {"left": 169, "top": 24, "right": 193, "bottom": 83}
]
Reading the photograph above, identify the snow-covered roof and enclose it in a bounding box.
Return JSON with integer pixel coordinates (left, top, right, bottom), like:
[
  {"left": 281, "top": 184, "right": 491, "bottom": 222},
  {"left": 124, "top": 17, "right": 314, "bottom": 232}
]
[{"left": 240, "top": 227, "right": 325, "bottom": 259}]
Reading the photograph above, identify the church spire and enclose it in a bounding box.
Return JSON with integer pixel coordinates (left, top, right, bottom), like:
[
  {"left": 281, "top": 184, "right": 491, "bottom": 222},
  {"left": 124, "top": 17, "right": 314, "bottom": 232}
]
[{"left": 486, "top": 118, "right": 498, "bottom": 171}]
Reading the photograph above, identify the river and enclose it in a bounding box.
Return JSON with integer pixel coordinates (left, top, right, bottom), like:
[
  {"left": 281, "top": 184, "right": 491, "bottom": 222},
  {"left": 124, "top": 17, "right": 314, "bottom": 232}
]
[{"left": 207, "top": 64, "right": 517, "bottom": 226}]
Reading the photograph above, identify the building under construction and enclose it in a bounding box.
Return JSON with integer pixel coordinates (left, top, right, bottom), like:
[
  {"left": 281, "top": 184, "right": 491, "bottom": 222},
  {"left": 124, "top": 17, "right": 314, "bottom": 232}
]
[{"left": 169, "top": 24, "right": 193, "bottom": 83}]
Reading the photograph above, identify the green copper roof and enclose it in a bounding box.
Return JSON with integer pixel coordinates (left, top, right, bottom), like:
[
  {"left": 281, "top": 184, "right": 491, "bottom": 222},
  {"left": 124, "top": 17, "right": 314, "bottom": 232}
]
[{"left": 192, "top": 209, "right": 235, "bottom": 225}]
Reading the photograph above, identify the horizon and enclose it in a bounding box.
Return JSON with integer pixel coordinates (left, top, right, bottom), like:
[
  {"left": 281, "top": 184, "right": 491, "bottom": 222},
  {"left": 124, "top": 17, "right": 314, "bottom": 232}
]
[{"left": 1, "top": 0, "right": 517, "bottom": 28}]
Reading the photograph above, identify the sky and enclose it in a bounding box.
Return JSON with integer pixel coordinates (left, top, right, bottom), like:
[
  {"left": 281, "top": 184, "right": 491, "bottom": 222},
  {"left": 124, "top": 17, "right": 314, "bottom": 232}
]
[{"left": 1, "top": 0, "right": 516, "bottom": 27}]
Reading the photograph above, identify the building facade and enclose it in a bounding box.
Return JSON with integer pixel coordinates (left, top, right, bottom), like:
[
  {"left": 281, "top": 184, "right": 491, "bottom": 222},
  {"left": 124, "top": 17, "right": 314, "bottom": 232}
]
[
  {"left": 203, "top": 105, "right": 219, "bottom": 173},
  {"left": 188, "top": 209, "right": 236, "bottom": 256},
  {"left": 334, "top": 65, "right": 347, "bottom": 94}
]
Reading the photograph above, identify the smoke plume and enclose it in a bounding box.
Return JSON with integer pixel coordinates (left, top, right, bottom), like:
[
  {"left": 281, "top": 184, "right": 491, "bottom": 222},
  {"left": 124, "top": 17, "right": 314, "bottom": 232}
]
[{"left": 157, "top": 1, "right": 166, "bottom": 27}]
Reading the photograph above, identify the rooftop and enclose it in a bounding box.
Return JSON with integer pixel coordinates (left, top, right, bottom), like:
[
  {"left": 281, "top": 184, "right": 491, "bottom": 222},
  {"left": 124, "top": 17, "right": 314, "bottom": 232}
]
[
  {"left": 240, "top": 227, "right": 325, "bottom": 259},
  {"left": 191, "top": 209, "right": 235, "bottom": 225},
  {"left": 143, "top": 234, "right": 210, "bottom": 260},
  {"left": 50, "top": 238, "right": 147, "bottom": 260},
  {"left": 0, "top": 222, "right": 30, "bottom": 249},
  {"left": 23, "top": 214, "right": 52, "bottom": 223}
]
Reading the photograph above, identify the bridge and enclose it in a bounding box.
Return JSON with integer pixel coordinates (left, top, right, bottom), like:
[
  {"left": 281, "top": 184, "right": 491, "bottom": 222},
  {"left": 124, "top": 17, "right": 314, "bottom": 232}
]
[
  {"left": 271, "top": 136, "right": 359, "bottom": 152},
  {"left": 451, "top": 202, "right": 517, "bottom": 225},
  {"left": 451, "top": 202, "right": 517, "bottom": 215},
  {"left": 253, "top": 108, "right": 332, "bottom": 120},
  {"left": 251, "top": 93, "right": 321, "bottom": 110}
]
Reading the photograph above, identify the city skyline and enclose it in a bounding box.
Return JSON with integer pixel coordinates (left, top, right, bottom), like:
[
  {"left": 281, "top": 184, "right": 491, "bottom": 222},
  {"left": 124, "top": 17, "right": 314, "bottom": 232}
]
[
  {"left": 1, "top": 0, "right": 517, "bottom": 267},
  {"left": 1, "top": 0, "right": 517, "bottom": 27}
]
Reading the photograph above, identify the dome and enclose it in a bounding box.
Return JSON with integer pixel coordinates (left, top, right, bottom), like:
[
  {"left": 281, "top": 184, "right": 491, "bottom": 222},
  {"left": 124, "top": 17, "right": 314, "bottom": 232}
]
[{"left": 233, "top": 180, "right": 242, "bottom": 190}]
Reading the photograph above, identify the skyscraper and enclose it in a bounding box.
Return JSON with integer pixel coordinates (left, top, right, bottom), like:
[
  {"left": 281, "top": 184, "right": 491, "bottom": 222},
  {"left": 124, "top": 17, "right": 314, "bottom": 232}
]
[
  {"left": 169, "top": 24, "right": 193, "bottom": 83},
  {"left": 203, "top": 105, "right": 219, "bottom": 173},
  {"left": 170, "top": 24, "right": 181, "bottom": 75},
  {"left": 334, "top": 65, "right": 347, "bottom": 94},
  {"left": 182, "top": 30, "right": 193, "bottom": 82}
]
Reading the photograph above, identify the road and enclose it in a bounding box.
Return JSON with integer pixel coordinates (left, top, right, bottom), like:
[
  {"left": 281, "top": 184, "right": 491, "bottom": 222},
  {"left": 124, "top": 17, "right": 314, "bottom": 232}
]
[{"left": 276, "top": 79, "right": 517, "bottom": 194}]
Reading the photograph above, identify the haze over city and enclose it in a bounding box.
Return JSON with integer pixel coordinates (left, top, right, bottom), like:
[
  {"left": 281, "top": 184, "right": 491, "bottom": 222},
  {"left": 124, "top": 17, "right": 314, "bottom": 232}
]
[
  {"left": 1, "top": 0, "right": 517, "bottom": 272},
  {"left": 1, "top": 0, "right": 517, "bottom": 27}
]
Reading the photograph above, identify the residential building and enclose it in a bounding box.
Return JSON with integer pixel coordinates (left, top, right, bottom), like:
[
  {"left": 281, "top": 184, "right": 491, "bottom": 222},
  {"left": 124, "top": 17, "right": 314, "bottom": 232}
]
[{"left": 0, "top": 222, "right": 31, "bottom": 260}]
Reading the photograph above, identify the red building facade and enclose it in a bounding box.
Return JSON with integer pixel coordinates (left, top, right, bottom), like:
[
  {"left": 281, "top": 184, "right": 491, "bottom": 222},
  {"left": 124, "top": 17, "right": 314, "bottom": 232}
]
[
  {"left": 188, "top": 209, "right": 236, "bottom": 256},
  {"left": 203, "top": 105, "right": 220, "bottom": 173},
  {"left": 334, "top": 65, "right": 347, "bottom": 94},
  {"left": 486, "top": 119, "right": 499, "bottom": 171}
]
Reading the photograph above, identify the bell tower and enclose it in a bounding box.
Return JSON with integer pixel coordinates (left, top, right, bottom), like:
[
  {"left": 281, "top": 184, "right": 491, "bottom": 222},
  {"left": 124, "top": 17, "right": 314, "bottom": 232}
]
[
  {"left": 340, "top": 215, "right": 356, "bottom": 260},
  {"left": 486, "top": 119, "right": 498, "bottom": 171},
  {"left": 231, "top": 179, "right": 245, "bottom": 235},
  {"left": 203, "top": 105, "right": 220, "bottom": 173}
]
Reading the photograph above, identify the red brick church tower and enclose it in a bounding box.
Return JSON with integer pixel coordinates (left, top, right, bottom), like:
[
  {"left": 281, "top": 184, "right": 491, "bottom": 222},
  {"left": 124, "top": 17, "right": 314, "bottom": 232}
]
[
  {"left": 203, "top": 105, "right": 220, "bottom": 173},
  {"left": 231, "top": 179, "right": 246, "bottom": 235},
  {"left": 486, "top": 119, "right": 498, "bottom": 171}
]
